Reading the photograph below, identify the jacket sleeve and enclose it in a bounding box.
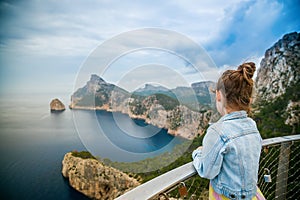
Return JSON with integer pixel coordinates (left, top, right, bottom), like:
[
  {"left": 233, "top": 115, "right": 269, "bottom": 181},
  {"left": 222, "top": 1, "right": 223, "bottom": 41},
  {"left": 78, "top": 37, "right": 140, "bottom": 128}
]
[{"left": 192, "top": 126, "right": 226, "bottom": 179}]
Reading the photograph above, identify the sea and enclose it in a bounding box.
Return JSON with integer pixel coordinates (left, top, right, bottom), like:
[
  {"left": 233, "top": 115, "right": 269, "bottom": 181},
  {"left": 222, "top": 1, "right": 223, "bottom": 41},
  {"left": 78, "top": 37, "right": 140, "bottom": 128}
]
[{"left": 0, "top": 92, "right": 185, "bottom": 200}]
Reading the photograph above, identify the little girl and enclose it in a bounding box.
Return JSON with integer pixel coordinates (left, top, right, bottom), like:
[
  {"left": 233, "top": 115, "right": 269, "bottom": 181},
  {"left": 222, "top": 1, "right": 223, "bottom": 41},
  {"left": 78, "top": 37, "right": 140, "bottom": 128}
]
[{"left": 192, "top": 62, "right": 265, "bottom": 200}]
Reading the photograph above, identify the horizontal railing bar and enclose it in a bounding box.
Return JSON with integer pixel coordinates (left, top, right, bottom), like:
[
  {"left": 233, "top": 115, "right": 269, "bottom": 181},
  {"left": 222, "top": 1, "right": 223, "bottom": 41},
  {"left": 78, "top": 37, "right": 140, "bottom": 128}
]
[
  {"left": 116, "top": 134, "right": 300, "bottom": 200},
  {"left": 116, "top": 162, "right": 196, "bottom": 200},
  {"left": 262, "top": 135, "right": 300, "bottom": 146}
]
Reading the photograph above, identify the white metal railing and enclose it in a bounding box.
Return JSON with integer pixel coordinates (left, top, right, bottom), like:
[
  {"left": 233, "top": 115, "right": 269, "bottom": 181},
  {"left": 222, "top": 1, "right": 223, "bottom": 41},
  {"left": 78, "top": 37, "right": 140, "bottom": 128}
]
[{"left": 116, "top": 134, "right": 300, "bottom": 200}]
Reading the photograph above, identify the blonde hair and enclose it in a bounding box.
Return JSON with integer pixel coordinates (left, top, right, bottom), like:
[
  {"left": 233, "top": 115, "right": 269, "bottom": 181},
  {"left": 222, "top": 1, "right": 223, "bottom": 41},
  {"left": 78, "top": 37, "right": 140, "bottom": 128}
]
[{"left": 216, "top": 62, "right": 256, "bottom": 113}]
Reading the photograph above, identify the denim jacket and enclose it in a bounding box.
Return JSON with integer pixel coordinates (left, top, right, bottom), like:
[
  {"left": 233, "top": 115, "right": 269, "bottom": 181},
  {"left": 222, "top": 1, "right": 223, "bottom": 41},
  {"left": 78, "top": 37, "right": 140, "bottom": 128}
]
[{"left": 192, "top": 111, "right": 262, "bottom": 200}]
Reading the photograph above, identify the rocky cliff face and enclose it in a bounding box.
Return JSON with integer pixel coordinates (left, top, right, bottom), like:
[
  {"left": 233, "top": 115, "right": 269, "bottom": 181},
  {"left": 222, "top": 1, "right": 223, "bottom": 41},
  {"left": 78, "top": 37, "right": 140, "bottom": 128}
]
[
  {"left": 255, "top": 32, "right": 300, "bottom": 132},
  {"left": 128, "top": 97, "right": 212, "bottom": 139},
  {"left": 70, "top": 75, "right": 129, "bottom": 109},
  {"left": 256, "top": 32, "right": 300, "bottom": 102},
  {"left": 50, "top": 98, "right": 65, "bottom": 112},
  {"left": 70, "top": 75, "right": 213, "bottom": 139},
  {"left": 62, "top": 152, "right": 139, "bottom": 200}
]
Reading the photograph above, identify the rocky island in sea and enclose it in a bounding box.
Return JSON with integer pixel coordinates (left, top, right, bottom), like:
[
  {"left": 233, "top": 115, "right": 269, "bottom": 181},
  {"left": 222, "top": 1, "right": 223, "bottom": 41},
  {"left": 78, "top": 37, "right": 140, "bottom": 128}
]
[
  {"left": 62, "top": 151, "right": 140, "bottom": 200},
  {"left": 69, "top": 75, "right": 215, "bottom": 140},
  {"left": 50, "top": 98, "right": 65, "bottom": 112}
]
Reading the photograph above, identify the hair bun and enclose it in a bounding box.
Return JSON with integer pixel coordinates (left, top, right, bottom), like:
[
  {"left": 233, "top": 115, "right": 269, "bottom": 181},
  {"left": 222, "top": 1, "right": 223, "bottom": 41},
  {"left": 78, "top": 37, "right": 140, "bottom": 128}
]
[{"left": 237, "top": 62, "right": 256, "bottom": 84}]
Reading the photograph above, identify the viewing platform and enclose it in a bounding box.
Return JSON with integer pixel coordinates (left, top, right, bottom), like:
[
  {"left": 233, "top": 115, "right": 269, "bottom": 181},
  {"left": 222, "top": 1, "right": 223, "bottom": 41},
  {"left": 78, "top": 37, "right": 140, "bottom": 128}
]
[{"left": 117, "top": 135, "right": 300, "bottom": 200}]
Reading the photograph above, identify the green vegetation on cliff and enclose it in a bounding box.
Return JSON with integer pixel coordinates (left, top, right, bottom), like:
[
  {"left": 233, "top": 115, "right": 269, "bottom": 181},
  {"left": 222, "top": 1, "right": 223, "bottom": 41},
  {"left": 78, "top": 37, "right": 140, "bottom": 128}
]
[
  {"left": 154, "top": 93, "right": 179, "bottom": 110},
  {"left": 128, "top": 94, "right": 148, "bottom": 115},
  {"left": 169, "top": 106, "right": 182, "bottom": 130},
  {"left": 254, "top": 82, "right": 300, "bottom": 138},
  {"left": 102, "top": 130, "right": 206, "bottom": 180},
  {"left": 71, "top": 151, "right": 97, "bottom": 160}
]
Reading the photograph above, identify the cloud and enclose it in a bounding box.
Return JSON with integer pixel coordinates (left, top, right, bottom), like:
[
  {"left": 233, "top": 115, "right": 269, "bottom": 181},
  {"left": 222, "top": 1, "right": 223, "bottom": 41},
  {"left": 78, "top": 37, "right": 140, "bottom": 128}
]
[
  {"left": 1, "top": 0, "right": 294, "bottom": 59},
  {"left": 0, "top": 0, "right": 299, "bottom": 94},
  {"left": 71, "top": 28, "right": 220, "bottom": 92},
  {"left": 205, "top": 0, "right": 299, "bottom": 66},
  {"left": 0, "top": 0, "right": 244, "bottom": 57}
]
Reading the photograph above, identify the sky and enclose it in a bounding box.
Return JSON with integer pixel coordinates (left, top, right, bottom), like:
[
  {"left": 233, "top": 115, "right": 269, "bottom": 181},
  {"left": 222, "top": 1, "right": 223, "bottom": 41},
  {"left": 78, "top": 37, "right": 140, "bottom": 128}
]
[{"left": 0, "top": 0, "right": 299, "bottom": 94}]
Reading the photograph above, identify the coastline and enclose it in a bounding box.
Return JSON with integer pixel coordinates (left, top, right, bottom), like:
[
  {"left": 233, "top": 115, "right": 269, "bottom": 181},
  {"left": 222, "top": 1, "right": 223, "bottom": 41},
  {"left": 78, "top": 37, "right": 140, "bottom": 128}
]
[{"left": 69, "top": 104, "right": 201, "bottom": 140}]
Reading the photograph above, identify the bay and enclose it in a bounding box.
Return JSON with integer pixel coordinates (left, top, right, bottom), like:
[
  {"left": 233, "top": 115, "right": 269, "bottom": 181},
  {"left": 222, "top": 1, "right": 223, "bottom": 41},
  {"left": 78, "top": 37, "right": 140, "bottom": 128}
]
[{"left": 0, "top": 92, "right": 185, "bottom": 199}]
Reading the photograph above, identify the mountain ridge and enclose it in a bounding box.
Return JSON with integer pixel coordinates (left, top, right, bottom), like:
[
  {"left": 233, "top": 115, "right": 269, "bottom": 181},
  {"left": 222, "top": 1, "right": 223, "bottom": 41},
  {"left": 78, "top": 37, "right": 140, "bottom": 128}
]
[{"left": 70, "top": 75, "right": 214, "bottom": 139}]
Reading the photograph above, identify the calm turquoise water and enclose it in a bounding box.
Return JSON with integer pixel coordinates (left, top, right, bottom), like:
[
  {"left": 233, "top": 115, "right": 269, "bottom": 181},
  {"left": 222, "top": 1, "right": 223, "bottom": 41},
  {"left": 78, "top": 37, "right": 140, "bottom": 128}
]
[{"left": 0, "top": 93, "right": 185, "bottom": 199}]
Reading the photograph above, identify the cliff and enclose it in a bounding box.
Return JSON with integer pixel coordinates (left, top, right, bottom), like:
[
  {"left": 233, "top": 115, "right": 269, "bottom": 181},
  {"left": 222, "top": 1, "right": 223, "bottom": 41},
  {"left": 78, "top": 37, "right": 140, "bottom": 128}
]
[
  {"left": 255, "top": 32, "right": 300, "bottom": 136},
  {"left": 256, "top": 32, "right": 300, "bottom": 102},
  {"left": 70, "top": 75, "right": 129, "bottom": 109},
  {"left": 62, "top": 152, "right": 140, "bottom": 200},
  {"left": 70, "top": 75, "right": 214, "bottom": 139},
  {"left": 50, "top": 98, "right": 65, "bottom": 112}
]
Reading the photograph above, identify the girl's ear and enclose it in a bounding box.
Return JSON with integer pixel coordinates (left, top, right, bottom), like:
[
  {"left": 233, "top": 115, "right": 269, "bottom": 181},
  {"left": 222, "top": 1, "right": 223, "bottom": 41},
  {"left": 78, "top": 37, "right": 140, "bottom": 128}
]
[{"left": 216, "top": 90, "right": 221, "bottom": 102}]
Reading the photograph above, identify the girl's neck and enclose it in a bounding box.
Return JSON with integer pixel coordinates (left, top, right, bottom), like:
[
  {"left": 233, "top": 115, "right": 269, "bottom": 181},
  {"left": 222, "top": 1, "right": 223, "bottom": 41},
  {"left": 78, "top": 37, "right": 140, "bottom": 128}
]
[
  {"left": 226, "top": 107, "right": 240, "bottom": 114},
  {"left": 220, "top": 107, "right": 240, "bottom": 116}
]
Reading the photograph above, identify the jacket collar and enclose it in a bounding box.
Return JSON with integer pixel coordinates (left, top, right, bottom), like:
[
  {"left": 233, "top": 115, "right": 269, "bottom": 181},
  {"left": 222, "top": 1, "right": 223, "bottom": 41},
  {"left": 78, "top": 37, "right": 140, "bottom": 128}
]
[{"left": 220, "top": 110, "right": 247, "bottom": 122}]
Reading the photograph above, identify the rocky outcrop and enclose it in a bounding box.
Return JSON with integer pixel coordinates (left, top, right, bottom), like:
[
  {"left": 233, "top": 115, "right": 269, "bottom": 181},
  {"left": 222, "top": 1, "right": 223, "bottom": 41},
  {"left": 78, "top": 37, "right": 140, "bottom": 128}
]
[
  {"left": 62, "top": 152, "right": 140, "bottom": 200},
  {"left": 50, "top": 98, "right": 65, "bottom": 112},
  {"left": 256, "top": 32, "right": 300, "bottom": 102},
  {"left": 284, "top": 100, "right": 300, "bottom": 134},
  {"left": 70, "top": 75, "right": 129, "bottom": 109},
  {"left": 255, "top": 32, "right": 300, "bottom": 131},
  {"left": 129, "top": 98, "right": 212, "bottom": 139},
  {"left": 70, "top": 75, "right": 213, "bottom": 139}
]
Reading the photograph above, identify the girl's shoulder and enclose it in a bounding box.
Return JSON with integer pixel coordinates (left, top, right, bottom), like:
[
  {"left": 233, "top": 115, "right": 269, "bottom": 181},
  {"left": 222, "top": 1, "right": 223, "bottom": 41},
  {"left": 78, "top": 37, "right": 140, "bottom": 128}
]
[{"left": 207, "top": 122, "right": 225, "bottom": 138}]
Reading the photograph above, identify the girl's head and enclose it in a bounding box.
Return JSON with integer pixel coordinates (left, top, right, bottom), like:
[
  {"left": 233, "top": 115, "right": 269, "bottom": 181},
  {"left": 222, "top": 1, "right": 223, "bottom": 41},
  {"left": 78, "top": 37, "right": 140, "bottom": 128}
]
[{"left": 215, "top": 62, "right": 256, "bottom": 115}]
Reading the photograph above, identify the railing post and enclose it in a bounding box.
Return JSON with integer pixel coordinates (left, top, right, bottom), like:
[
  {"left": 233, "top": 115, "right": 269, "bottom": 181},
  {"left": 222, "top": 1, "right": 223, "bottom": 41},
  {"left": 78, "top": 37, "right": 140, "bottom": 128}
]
[{"left": 275, "top": 141, "right": 292, "bottom": 200}]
